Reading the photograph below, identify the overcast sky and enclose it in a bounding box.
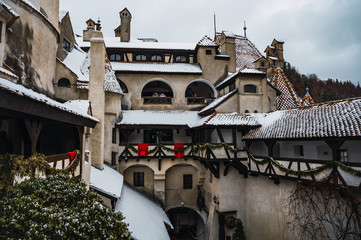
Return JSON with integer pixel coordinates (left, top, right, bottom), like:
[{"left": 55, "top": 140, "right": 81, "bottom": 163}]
[{"left": 60, "top": 0, "right": 361, "bottom": 85}]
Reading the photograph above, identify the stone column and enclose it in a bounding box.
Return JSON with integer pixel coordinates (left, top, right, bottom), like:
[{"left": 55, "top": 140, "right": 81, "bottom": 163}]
[{"left": 89, "top": 32, "right": 105, "bottom": 169}]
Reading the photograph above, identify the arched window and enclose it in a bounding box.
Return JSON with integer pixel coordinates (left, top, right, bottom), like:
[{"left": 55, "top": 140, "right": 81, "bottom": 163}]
[
  {"left": 244, "top": 84, "right": 257, "bottom": 93},
  {"left": 117, "top": 79, "right": 128, "bottom": 93},
  {"left": 175, "top": 55, "right": 187, "bottom": 63},
  {"left": 142, "top": 80, "right": 173, "bottom": 104},
  {"left": 254, "top": 110, "right": 258, "bottom": 113},
  {"left": 110, "top": 53, "right": 122, "bottom": 61},
  {"left": 58, "top": 78, "right": 70, "bottom": 88},
  {"left": 185, "top": 81, "right": 215, "bottom": 105},
  {"left": 245, "top": 110, "right": 249, "bottom": 113},
  {"left": 151, "top": 55, "right": 162, "bottom": 62},
  {"left": 135, "top": 54, "right": 146, "bottom": 61}
]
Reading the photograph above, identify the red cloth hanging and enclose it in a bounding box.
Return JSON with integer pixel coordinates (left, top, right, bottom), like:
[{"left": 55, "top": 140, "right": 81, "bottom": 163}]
[
  {"left": 68, "top": 151, "right": 77, "bottom": 162},
  {"left": 138, "top": 143, "right": 149, "bottom": 156},
  {"left": 174, "top": 142, "right": 184, "bottom": 159}
]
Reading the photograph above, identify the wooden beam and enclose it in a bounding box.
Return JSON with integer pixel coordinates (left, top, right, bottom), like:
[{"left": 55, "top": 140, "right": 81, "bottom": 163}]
[
  {"left": 24, "top": 119, "right": 43, "bottom": 155},
  {"left": 325, "top": 140, "right": 345, "bottom": 161}
]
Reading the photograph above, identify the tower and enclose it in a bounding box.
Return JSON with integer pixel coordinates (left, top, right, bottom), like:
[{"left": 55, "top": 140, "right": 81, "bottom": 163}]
[{"left": 114, "top": 8, "right": 132, "bottom": 42}]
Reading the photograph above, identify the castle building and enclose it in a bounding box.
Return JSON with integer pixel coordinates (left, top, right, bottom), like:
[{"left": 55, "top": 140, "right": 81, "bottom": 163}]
[{"left": 0, "top": 2, "right": 360, "bottom": 240}]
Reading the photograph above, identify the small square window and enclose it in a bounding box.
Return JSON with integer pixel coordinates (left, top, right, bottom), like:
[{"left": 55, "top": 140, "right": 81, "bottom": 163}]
[
  {"left": 134, "top": 172, "right": 144, "bottom": 187},
  {"left": 206, "top": 50, "right": 212, "bottom": 55},
  {"left": 183, "top": 174, "right": 192, "bottom": 189}
]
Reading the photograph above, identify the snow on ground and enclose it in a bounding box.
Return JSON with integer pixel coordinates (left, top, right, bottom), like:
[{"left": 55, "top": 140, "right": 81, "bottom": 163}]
[
  {"left": 90, "top": 165, "right": 123, "bottom": 199},
  {"left": 116, "top": 184, "right": 173, "bottom": 240}
]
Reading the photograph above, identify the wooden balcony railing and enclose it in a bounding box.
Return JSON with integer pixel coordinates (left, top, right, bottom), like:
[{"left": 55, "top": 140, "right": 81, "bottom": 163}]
[
  {"left": 143, "top": 96, "right": 172, "bottom": 104},
  {"left": 186, "top": 97, "right": 214, "bottom": 105},
  {"left": 46, "top": 152, "right": 82, "bottom": 178}
]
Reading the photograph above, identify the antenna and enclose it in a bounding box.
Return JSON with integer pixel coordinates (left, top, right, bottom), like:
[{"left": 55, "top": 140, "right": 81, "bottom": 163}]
[
  {"left": 243, "top": 21, "right": 247, "bottom": 38},
  {"left": 214, "top": 12, "right": 217, "bottom": 38}
]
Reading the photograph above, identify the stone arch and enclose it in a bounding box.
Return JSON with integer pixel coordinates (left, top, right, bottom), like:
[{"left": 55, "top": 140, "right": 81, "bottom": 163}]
[
  {"left": 185, "top": 79, "right": 217, "bottom": 98},
  {"left": 57, "top": 78, "right": 70, "bottom": 88},
  {"left": 141, "top": 78, "right": 174, "bottom": 98},
  {"left": 166, "top": 206, "right": 206, "bottom": 240},
  {"left": 123, "top": 164, "right": 155, "bottom": 194}
]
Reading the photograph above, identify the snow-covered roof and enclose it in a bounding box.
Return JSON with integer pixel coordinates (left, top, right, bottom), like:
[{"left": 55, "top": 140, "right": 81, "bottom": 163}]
[
  {"left": 90, "top": 165, "right": 124, "bottom": 199},
  {"left": 117, "top": 110, "right": 207, "bottom": 128},
  {"left": 301, "top": 88, "right": 314, "bottom": 106},
  {"left": 0, "top": 77, "right": 98, "bottom": 122},
  {"left": 59, "top": 10, "right": 68, "bottom": 21},
  {"left": 269, "top": 67, "right": 303, "bottom": 110},
  {"left": 63, "top": 48, "right": 122, "bottom": 94},
  {"left": 116, "top": 184, "right": 173, "bottom": 240},
  {"left": 78, "top": 37, "right": 196, "bottom": 51},
  {"left": 63, "top": 100, "right": 91, "bottom": 117},
  {"left": 204, "top": 112, "right": 260, "bottom": 127},
  {"left": 197, "top": 35, "right": 218, "bottom": 47},
  {"left": 0, "top": 0, "right": 19, "bottom": 18},
  {"left": 0, "top": 67, "right": 18, "bottom": 79},
  {"left": 198, "top": 89, "right": 238, "bottom": 115},
  {"left": 215, "top": 71, "right": 239, "bottom": 88},
  {"left": 243, "top": 98, "right": 361, "bottom": 140},
  {"left": 110, "top": 62, "right": 202, "bottom": 74},
  {"left": 241, "top": 68, "right": 265, "bottom": 74}
]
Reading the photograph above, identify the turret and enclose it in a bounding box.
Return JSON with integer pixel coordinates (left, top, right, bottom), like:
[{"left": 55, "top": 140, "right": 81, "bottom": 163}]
[
  {"left": 114, "top": 8, "right": 132, "bottom": 42},
  {"left": 83, "top": 19, "right": 95, "bottom": 42}
]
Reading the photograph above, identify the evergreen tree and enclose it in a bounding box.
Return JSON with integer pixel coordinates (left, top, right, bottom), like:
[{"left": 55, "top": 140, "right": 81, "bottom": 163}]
[
  {"left": 232, "top": 218, "right": 246, "bottom": 240},
  {"left": 0, "top": 174, "right": 131, "bottom": 239}
]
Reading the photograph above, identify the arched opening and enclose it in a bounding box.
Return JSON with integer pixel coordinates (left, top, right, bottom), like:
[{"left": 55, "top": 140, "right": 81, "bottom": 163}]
[
  {"left": 117, "top": 79, "right": 128, "bottom": 93},
  {"left": 123, "top": 165, "right": 155, "bottom": 195},
  {"left": 185, "top": 80, "right": 215, "bottom": 105},
  {"left": 57, "top": 78, "right": 70, "bottom": 88},
  {"left": 167, "top": 207, "right": 206, "bottom": 240},
  {"left": 142, "top": 80, "right": 173, "bottom": 104}
]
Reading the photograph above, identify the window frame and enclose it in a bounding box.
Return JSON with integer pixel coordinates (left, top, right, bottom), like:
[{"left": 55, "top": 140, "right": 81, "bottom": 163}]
[
  {"left": 135, "top": 54, "right": 147, "bottom": 61},
  {"left": 175, "top": 55, "right": 187, "bottom": 63},
  {"left": 151, "top": 55, "right": 162, "bottom": 62},
  {"left": 244, "top": 84, "right": 257, "bottom": 93},
  {"left": 62, "top": 38, "right": 71, "bottom": 52},
  {"left": 134, "top": 172, "right": 145, "bottom": 187},
  {"left": 57, "top": 78, "right": 71, "bottom": 88},
  {"left": 183, "top": 174, "right": 193, "bottom": 189},
  {"left": 110, "top": 53, "right": 122, "bottom": 61}
]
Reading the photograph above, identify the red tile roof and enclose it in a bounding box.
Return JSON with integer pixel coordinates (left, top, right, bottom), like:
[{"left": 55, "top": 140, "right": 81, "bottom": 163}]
[{"left": 269, "top": 68, "right": 303, "bottom": 110}]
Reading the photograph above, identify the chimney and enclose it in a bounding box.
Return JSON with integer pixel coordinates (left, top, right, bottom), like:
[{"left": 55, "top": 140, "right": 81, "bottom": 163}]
[
  {"left": 88, "top": 30, "right": 105, "bottom": 169},
  {"left": 83, "top": 19, "right": 96, "bottom": 42}
]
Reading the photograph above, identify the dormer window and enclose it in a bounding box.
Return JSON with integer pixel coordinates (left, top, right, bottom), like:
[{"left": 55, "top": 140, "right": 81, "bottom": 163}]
[
  {"left": 110, "top": 53, "right": 122, "bottom": 61},
  {"left": 135, "top": 54, "right": 146, "bottom": 61},
  {"left": 62, "top": 39, "right": 71, "bottom": 52},
  {"left": 151, "top": 55, "right": 162, "bottom": 62},
  {"left": 175, "top": 55, "right": 187, "bottom": 63}
]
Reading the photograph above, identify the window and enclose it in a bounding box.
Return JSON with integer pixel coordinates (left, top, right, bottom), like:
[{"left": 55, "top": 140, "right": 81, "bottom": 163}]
[
  {"left": 245, "top": 110, "right": 249, "bottom": 113},
  {"left": 135, "top": 54, "right": 146, "bottom": 61},
  {"left": 294, "top": 145, "right": 304, "bottom": 157},
  {"left": 57, "top": 78, "right": 70, "bottom": 88},
  {"left": 229, "top": 82, "right": 236, "bottom": 91},
  {"left": 161, "top": 129, "right": 173, "bottom": 143},
  {"left": 144, "top": 130, "right": 157, "bottom": 143},
  {"left": 206, "top": 50, "right": 212, "bottom": 55},
  {"left": 175, "top": 55, "right": 187, "bottom": 63},
  {"left": 112, "top": 128, "right": 116, "bottom": 144},
  {"left": 244, "top": 84, "right": 257, "bottom": 93},
  {"left": 254, "top": 110, "right": 258, "bottom": 113},
  {"left": 261, "top": 61, "right": 265, "bottom": 67},
  {"left": 340, "top": 149, "right": 348, "bottom": 162},
  {"left": 151, "top": 55, "right": 162, "bottom": 62},
  {"left": 134, "top": 172, "right": 144, "bottom": 187},
  {"left": 62, "top": 39, "right": 71, "bottom": 52},
  {"left": 110, "top": 53, "right": 122, "bottom": 61},
  {"left": 111, "top": 152, "right": 116, "bottom": 166},
  {"left": 183, "top": 174, "right": 192, "bottom": 189}
]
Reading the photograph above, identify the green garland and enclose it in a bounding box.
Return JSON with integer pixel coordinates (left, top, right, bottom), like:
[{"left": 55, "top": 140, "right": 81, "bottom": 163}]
[
  {"left": 0, "top": 150, "right": 81, "bottom": 193},
  {"left": 120, "top": 142, "right": 361, "bottom": 178}
]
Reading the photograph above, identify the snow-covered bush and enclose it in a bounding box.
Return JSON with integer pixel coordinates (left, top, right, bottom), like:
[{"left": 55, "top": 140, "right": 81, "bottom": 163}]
[{"left": 0, "top": 174, "right": 131, "bottom": 239}]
